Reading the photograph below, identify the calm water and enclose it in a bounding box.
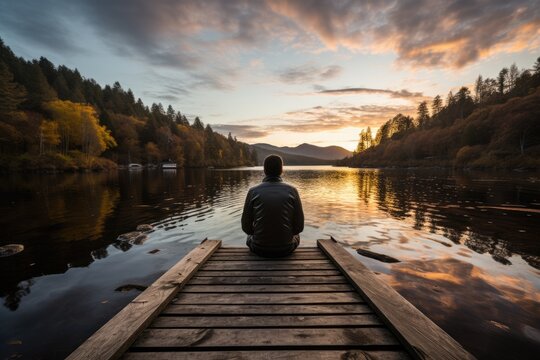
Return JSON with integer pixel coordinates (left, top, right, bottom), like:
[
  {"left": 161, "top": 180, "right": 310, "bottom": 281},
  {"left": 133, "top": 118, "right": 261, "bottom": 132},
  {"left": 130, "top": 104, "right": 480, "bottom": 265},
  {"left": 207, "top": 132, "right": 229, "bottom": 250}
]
[{"left": 0, "top": 166, "right": 539, "bottom": 359}]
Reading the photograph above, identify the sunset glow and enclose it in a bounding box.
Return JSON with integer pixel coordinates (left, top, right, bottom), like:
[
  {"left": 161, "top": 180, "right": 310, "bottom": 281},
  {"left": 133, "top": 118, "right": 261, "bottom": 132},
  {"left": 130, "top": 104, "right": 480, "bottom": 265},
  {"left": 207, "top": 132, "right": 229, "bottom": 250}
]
[{"left": 1, "top": 0, "right": 538, "bottom": 150}]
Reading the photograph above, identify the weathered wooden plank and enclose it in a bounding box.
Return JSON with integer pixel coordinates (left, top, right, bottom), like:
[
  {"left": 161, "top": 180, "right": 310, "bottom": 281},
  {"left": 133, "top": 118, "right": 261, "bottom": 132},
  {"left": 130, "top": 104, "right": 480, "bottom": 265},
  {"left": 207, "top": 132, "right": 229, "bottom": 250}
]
[
  {"left": 196, "top": 270, "right": 341, "bottom": 277},
  {"left": 132, "top": 328, "right": 400, "bottom": 348},
  {"left": 123, "top": 350, "right": 410, "bottom": 360},
  {"left": 66, "top": 240, "right": 222, "bottom": 360},
  {"left": 206, "top": 259, "right": 332, "bottom": 265},
  {"left": 163, "top": 304, "right": 372, "bottom": 315},
  {"left": 210, "top": 254, "right": 327, "bottom": 261},
  {"left": 151, "top": 314, "right": 382, "bottom": 328},
  {"left": 318, "top": 239, "right": 475, "bottom": 360},
  {"left": 173, "top": 292, "right": 363, "bottom": 305},
  {"left": 202, "top": 263, "right": 336, "bottom": 270},
  {"left": 217, "top": 247, "right": 320, "bottom": 252},
  {"left": 188, "top": 275, "right": 349, "bottom": 285},
  {"left": 182, "top": 284, "right": 353, "bottom": 293}
]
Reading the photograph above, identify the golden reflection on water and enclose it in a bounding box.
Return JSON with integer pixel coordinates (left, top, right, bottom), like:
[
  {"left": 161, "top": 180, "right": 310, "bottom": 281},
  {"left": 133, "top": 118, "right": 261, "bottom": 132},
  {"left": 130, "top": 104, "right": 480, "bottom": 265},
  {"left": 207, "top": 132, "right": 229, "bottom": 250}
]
[{"left": 279, "top": 166, "right": 540, "bottom": 357}]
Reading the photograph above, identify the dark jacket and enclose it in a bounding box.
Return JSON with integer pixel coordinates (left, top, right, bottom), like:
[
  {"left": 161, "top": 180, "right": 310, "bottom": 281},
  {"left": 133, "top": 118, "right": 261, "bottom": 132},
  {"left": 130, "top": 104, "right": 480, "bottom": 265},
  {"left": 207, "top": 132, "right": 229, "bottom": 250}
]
[{"left": 241, "top": 176, "right": 304, "bottom": 253}]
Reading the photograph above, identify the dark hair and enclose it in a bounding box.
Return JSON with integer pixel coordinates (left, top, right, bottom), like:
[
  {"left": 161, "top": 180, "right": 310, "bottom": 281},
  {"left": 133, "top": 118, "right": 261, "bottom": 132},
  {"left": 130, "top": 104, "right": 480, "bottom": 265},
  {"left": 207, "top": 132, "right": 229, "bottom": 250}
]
[{"left": 263, "top": 154, "right": 283, "bottom": 177}]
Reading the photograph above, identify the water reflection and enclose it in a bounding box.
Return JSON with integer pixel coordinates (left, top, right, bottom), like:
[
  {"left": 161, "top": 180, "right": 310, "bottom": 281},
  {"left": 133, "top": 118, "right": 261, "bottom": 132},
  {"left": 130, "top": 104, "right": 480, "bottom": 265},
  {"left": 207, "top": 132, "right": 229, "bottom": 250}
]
[{"left": 0, "top": 167, "right": 539, "bottom": 359}]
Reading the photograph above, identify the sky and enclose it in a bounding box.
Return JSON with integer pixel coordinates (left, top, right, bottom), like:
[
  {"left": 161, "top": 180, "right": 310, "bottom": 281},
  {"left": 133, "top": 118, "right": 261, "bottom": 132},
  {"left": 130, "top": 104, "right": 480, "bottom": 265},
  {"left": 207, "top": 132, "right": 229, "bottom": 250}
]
[{"left": 0, "top": 0, "right": 539, "bottom": 151}]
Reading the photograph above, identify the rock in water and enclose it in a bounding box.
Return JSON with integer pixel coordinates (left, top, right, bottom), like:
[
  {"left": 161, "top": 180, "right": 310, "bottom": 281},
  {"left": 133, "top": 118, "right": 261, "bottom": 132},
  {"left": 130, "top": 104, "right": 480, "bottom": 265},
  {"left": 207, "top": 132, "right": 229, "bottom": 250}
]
[
  {"left": 355, "top": 248, "right": 400, "bottom": 263},
  {"left": 136, "top": 224, "right": 154, "bottom": 232},
  {"left": 0, "top": 244, "right": 24, "bottom": 257},
  {"left": 131, "top": 233, "right": 148, "bottom": 245},
  {"left": 115, "top": 284, "right": 147, "bottom": 292},
  {"left": 117, "top": 231, "right": 148, "bottom": 245}
]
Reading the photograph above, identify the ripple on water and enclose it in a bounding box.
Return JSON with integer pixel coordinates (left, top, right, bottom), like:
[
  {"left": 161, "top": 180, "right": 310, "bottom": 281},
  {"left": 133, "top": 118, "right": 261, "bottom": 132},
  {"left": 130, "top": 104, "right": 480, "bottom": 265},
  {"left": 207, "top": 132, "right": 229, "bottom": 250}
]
[{"left": 0, "top": 168, "right": 539, "bottom": 359}]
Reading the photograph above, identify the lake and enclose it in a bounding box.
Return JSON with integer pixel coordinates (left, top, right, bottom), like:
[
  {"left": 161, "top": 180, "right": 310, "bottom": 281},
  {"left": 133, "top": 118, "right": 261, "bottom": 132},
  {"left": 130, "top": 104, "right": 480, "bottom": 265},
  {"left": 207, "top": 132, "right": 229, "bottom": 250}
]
[{"left": 0, "top": 166, "right": 539, "bottom": 359}]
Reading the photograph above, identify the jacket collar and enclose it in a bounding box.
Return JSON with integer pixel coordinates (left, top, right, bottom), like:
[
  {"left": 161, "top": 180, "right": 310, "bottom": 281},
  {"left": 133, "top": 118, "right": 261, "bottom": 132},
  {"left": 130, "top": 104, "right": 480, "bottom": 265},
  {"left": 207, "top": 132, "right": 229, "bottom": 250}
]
[{"left": 263, "top": 175, "right": 282, "bottom": 182}]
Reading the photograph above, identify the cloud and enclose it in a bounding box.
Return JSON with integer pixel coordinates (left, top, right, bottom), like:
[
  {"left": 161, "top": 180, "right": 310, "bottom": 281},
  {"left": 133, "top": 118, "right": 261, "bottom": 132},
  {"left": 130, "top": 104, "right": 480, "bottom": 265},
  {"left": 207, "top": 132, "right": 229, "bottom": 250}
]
[
  {"left": 277, "top": 64, "right": 342, "bottom": 84},
  {"left": 217, "top": 103, "right": 416, "bottom": 142},
  {"left": 0, "top": 0, "right": 81, "bottom": 53},
  {"left": 278, "top": 104, "right": 416, "bottom": 132},
  {"left": 269, "top": 0, "right": 540, "bottom": 68},
  {"left": 211, "top": 124, "right": 270, "bottom": 139},
  {"left": 317, "top": 87, "right": 425, "bottom": 99},
  {"left": 2, "top": 0, "right": 538, "bottom": 73}
]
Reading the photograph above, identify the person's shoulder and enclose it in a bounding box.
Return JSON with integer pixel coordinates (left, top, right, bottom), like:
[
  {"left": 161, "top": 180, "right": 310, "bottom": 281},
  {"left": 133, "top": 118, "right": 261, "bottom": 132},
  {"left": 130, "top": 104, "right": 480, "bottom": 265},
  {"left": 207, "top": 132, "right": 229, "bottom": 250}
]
[{"left": 281, "top": 181, "right": 299, "bottom": 192}]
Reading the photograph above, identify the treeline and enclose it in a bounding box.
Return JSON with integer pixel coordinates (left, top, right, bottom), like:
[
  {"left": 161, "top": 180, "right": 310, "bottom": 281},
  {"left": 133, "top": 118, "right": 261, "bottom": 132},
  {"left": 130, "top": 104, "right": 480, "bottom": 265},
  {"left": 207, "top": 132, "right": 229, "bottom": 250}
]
[
  {"left": 0, "top": 39, "right": 257, "bottom": 171},
  {"left": 339, "top": 58, "right": 540, "bottom": 169}
]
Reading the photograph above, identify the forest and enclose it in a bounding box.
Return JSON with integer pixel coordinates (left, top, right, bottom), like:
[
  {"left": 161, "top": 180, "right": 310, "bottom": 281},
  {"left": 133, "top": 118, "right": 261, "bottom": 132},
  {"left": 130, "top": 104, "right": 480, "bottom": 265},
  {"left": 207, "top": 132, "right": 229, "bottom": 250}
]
[
  {"left": 339, "top": 58, "right": 540, "bottom": 169},
  {"left": 0, "top": 39, "right": 257, "bottom": 171}
]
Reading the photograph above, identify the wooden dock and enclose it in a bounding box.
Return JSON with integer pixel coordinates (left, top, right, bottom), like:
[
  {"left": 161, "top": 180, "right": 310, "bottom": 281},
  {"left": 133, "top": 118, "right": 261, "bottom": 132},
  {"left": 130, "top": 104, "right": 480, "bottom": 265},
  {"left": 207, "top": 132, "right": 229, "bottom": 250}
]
[{"left": 68, "top": 239, "right": 475, "bottom": 360}]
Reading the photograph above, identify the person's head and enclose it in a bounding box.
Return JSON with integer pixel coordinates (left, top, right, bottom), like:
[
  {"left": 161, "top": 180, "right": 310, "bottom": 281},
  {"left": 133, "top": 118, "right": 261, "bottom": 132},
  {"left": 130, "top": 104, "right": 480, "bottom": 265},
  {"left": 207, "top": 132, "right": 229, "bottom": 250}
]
[{"left": 264, "top": 154, "right": 283, "bottom": 177}]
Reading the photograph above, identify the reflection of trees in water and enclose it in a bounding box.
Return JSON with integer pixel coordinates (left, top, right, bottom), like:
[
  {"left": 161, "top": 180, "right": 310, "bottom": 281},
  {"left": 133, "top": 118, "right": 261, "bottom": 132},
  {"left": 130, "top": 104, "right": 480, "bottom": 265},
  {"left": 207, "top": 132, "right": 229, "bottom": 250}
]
[
  {"left": 91, "top": 247, "right": 109, "bottom": 259},
  {"left": 0, "top": 169, "right": 252, "bottom": 310},
  {"left": 465, "top": 232, "right": 512, "bottom": 265},
  {"left": 355, "top": 169, "right": 540, "bottom": 268},
  {"left": 3, "top": 280, "right": 33, "bottom": 311}
]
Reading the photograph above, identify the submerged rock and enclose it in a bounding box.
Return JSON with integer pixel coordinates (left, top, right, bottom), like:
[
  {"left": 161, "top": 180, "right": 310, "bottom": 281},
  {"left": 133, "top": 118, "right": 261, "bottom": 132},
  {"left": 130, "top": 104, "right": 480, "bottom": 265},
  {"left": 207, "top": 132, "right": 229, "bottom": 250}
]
[
  {"left": 136, "top": 224, "right": 154, "bottom": 232},
  {"left": 117, "top": 231, "right": 148, "bottom": 245},
  {"left": 0, "top": 244, "right": 24, "bottom": 257},
  {"left": 355, "top": 248, "right": 400, "bottom": 263},
  {"left": 115, "top": 284, "right": 147, "bottom": 292}
]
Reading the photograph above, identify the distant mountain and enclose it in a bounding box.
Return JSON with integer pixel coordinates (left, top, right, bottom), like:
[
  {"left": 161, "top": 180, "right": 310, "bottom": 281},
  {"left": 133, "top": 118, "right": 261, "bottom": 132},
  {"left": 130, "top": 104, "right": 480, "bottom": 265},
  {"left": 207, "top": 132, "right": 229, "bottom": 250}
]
[
  {"left": 254, "top": 143, "right": 352, "bottom": 160},
  {"left": 251, "top": 143, "right": 352, "bottom": 165}
]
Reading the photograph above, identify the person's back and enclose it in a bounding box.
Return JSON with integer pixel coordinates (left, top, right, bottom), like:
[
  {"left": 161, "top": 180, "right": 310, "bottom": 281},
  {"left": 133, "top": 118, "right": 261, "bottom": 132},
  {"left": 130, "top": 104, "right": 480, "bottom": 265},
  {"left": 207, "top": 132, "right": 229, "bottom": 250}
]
[{"left": 241, "top": 155, "right": 304, "bottom": 257}]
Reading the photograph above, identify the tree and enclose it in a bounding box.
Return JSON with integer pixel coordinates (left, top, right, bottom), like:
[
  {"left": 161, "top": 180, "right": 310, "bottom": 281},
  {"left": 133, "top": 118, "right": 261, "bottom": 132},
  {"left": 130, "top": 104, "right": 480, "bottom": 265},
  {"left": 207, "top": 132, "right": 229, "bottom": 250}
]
[
  {"left": 0, "top": 61, "right": 26, "bottom": 113},
  {"left": 356, "top": 128, "right": 373, "bottom": 153},
  {"left": 416, "top": 101, "right": 430, "bottom": 127},
  {"left": 24, "top": 62, "right": 57, "bottom": 109},
  {"left": 474, "top": 75, "right": 484, "bottom": 103},
  {"left": 456, "top": 87, "right": 474, "bottom": 119},
  {"left": 533, "top": 57, "right": 540, "bottom": 74},
  {"left": 44, "top": 100, "right": 116, "bottom": 157},
  {"left": 508, "top": 63, "right": 519, "bottom": 90},
  {"left": 39, "top": 120, "right": 60, "bottom": 154},
  {"left": 446, "top": 91, "right": 455, "bottom": 106},
  {"left": 144, "top": 142, "right": 161, "bottom": 163},
  {"left": 498, "top": 68, "right": 509, "bottom": 95},
  {"left": 192, "top": 116, "right": 204, "bottom": 131},
  {"left": 108, "top": 113, "right": 143, "bottom": 163},
  {"left": 431, "top": 95, "right": 443, "bottom": 117},
  {"left": 166, "top": 105, "right": 175, "bottom": 121}
]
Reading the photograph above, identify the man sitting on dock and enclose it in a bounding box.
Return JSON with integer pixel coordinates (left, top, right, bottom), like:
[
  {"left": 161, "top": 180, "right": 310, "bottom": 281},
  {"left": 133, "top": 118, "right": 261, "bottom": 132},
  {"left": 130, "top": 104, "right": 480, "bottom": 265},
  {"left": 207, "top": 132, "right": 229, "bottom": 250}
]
[{"left": 241, "top": 154, "right": 304, "bottom": 257}]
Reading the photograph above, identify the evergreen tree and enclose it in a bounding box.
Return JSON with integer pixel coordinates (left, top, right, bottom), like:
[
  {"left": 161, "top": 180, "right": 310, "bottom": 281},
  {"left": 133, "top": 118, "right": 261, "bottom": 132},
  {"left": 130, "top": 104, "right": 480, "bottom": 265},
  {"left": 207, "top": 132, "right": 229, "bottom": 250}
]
[
  {"left": 166, "top": 105, "right": 175, "bottom": 121},
  {"left": 0, "top": 61, "right": 26, "bottom": 113},
  {"left": 474, "top": 75, "right": 484, "bottom": 103},
  {"left": 431, "top": 95, "right": 443, "bottom": 117},
  {"left": 23, "top": 62, "right": 56, "bottom": 109},
  {"left": 498, "top": 68, "right": 509, "bottom": 95},
  {"left": 533, "top": 57, "right": 540, "bottom": 74},
  {"left": 192, "top": 116, "right": 204, "bottom": 131},
  {"left": 416, "top": 101, "right": 430, "bottom": 127}
]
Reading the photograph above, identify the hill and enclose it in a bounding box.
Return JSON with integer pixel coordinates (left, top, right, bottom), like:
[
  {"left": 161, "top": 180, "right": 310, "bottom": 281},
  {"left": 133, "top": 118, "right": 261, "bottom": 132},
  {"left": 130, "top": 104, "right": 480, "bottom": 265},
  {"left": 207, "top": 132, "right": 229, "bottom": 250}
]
[
  {"left": 251, "top": 144, "right": 334, "bottom": 165},
  {"left": 0, "top": 38, "right": 257, "bottom": 171},
  {"left": 253, "top": 143, "right": 351, "bottom": 164},
  {"left": 339, "top": 58, "right": 540, "bottom": 170}
]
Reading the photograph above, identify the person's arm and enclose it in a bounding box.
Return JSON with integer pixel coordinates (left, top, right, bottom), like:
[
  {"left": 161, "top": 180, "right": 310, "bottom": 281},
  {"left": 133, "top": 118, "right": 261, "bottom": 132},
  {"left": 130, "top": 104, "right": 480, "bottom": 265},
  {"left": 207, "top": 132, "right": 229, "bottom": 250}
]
[
  {"left": 293, "top": 188, "right": 304, "bottom": 234},
  {"left": 241, "top": 189, "right": 254, "bottom": 235}
]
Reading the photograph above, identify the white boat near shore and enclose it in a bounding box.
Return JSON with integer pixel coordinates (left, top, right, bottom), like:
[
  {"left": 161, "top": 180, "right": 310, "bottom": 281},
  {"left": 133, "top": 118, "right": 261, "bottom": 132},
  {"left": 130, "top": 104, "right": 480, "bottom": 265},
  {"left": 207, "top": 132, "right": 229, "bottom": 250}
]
[
  {"left": 128, "top": 163, "right": 143, "bottom": 170},
  {"left": 161, "top": 162, "right": 177, "bottom": 169}
]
